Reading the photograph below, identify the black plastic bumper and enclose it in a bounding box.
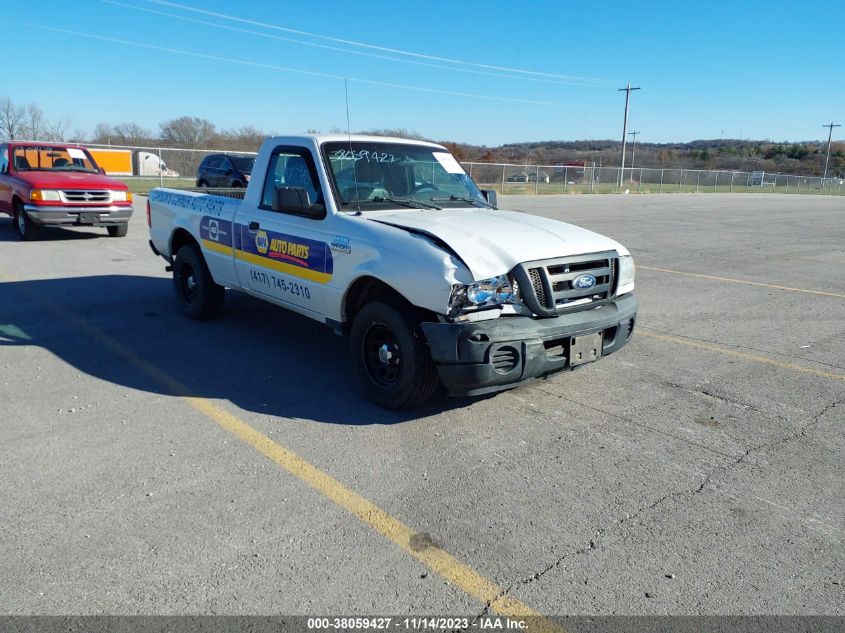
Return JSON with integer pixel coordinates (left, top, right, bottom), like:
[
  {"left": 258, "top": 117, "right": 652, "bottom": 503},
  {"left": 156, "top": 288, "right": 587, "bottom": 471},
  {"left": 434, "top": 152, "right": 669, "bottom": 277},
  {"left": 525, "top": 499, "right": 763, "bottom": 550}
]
[{"left": 421, "top": 293, "right": 637, "bottom": 396}]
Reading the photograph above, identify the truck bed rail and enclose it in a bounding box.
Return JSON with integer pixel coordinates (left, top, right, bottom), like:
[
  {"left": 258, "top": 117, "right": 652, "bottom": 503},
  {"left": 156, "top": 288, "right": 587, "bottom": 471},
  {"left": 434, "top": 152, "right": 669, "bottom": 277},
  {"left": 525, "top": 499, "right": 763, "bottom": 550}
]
[{"left": 184, "top": 187, "right": 247, "bottom": 200}]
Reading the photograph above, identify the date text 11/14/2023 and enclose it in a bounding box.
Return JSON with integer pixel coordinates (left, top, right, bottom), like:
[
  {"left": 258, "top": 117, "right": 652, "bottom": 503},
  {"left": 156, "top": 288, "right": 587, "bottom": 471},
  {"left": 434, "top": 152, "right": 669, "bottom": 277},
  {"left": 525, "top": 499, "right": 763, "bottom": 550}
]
[
  {"left": 306, "top": 616, "right": 529, "bottom": 630},
  {"left": 249, "top": 268, "right": 312, "bottom": 300}
]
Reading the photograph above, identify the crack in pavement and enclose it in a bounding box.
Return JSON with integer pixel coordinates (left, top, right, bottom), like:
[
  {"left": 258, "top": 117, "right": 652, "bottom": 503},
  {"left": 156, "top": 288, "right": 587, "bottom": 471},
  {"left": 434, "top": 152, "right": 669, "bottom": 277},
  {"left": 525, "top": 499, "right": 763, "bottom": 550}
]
[
  {"left": 639, "top": 326, "right": 845, "bottom": 373},
  {"left": 468, "top": 390, "right": 845, "bottom": 617}
]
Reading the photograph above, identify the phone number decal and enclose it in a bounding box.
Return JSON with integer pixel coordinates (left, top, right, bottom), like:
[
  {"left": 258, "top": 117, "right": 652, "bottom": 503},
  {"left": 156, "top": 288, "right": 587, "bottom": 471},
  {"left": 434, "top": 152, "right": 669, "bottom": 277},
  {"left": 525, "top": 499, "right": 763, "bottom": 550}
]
[{"left": 250, "top": 269, "right": 311, "bottom": 300}]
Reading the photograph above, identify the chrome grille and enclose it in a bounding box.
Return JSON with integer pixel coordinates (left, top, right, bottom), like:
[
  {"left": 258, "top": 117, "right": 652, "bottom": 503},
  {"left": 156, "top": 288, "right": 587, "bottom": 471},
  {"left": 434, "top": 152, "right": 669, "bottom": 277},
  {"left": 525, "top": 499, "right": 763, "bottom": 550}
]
[
  {"left": 62, "top": 190, "right": 111, "bottom": 203},
  {"left": 513, "top": 251, "right": 619, "bottom": 318}
]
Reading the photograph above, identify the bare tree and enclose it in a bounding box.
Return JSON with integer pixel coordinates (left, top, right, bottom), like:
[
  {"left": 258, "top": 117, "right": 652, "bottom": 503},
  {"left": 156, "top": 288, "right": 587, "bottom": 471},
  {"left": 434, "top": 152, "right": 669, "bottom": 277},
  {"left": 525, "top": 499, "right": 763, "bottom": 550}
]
[
  {"left": 69, "top": 129, "right": 88, "bottom": 143},
  {"left": 0, "top": 96, "right": 26, "bottom": 140},
  {"left": 26, "top": 103, "right": 45, "bottom": 140},
  {"left": 44, "top": 116, "right": 72, "bottom": 142},
  {"left": 91, "top": 122, "right": 152, "bottom": 146},
  {"left": 159, "top": 116, "right": 216, "bottom": 147},
  {"left": 218, "top": 125, "right": 264, "bottom": 151}
]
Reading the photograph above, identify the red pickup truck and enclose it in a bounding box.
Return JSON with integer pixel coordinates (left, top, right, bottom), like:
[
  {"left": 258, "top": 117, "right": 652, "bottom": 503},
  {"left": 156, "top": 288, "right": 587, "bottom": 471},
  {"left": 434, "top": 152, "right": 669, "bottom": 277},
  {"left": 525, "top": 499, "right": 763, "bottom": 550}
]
[{"left": 0, "top": 142, "right": 134, "bottom": 240}]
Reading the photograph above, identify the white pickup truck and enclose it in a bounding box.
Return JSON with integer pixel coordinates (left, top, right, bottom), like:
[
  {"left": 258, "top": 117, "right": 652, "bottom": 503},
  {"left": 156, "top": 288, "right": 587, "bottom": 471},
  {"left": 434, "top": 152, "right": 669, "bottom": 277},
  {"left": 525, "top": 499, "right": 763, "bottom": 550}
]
[{"left": 148, "top": 135, "right": 637, "bottom": 409}]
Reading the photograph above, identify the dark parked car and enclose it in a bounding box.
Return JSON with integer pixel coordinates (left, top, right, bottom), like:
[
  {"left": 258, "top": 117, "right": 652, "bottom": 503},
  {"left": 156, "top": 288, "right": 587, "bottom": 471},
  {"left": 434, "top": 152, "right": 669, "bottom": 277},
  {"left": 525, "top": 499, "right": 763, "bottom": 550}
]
[{"left": 196, "top": 154, "right": 256, "bottom": 188}]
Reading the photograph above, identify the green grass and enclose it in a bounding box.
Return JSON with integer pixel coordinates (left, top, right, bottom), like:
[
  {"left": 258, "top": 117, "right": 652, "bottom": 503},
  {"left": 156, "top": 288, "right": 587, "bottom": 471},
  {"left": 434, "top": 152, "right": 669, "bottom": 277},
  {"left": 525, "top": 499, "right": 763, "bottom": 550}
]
[
  {"left": 123, "top": 177, "right": 197, "bottom": 195},
  {"left": 477, "top": 182, "right": 845, "bottom": 196}
]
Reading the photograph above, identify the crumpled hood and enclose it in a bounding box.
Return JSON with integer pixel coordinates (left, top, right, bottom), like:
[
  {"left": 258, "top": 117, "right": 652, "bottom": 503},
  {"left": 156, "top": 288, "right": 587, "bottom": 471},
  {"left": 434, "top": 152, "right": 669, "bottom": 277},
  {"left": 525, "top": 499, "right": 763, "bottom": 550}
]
[{"left": 368, "top": 207, "right": 626, "bottom": 279}]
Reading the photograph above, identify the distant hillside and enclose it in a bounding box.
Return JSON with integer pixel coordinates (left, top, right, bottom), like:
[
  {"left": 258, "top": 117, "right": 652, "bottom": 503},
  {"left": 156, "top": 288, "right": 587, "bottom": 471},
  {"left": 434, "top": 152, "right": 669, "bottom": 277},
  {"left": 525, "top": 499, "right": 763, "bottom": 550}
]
[{"left": 435, "top": 138, "right": 845, "bottom": 177}]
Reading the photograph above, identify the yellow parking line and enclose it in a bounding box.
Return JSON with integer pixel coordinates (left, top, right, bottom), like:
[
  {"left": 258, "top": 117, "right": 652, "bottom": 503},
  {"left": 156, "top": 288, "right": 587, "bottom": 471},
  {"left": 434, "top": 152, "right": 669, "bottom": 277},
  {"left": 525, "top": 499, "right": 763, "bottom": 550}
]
[
  {"left": 638, "top": 328, "right": 845, "bottom": 382},
  {"left": 1, "top": 269, "right": 563, "bottom": 632},
  {"left": 638, "top": 265, "right": 845, "bottom": 299}
]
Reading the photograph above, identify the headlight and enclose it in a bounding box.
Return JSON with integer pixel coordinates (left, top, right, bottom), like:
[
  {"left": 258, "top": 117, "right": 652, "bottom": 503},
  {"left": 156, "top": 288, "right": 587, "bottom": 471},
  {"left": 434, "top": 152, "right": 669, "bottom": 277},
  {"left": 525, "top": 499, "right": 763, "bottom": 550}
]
[
  {"left": 451, "top": 275, "right": 515, "bottom": 309},
  {"left": 617, "top": 254, "right": 635, "bottom": 291},
  {"left": 30, "top": 189, "right": 61, "bottom": 202},
  {"left": 111, "top": 190, "right": 132, "bottom": 202}
]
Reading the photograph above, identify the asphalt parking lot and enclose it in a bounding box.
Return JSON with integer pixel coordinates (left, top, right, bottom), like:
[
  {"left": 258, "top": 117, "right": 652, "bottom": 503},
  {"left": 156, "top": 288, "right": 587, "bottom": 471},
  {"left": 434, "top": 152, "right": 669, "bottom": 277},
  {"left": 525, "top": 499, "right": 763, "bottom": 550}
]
[{"left": 1, "top": 193, "right": 843, "bottom": 624}]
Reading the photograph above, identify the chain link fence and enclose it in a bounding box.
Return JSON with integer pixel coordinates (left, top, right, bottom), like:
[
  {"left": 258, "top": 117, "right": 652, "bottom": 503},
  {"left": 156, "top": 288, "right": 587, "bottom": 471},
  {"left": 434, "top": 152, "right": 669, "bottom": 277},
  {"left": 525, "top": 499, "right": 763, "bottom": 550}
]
[
  {"left": 462, "top": 162, "right": 845, "bottom": 196},
  {"left": 67, "top": 142, "right": 845, "bottom": 197}
]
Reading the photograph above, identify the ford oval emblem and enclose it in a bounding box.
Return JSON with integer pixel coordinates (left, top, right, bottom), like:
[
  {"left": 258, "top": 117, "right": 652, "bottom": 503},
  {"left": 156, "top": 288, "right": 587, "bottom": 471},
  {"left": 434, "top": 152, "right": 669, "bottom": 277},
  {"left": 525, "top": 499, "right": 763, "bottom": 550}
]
[{"left": 572, "top": 273, "right": 597, "bottom": 290}]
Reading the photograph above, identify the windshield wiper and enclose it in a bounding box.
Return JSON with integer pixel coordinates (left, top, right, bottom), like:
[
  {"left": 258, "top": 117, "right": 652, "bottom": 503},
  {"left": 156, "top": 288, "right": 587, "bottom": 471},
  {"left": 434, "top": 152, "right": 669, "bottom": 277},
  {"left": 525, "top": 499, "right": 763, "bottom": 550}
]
[
  {"left": 430, "top": 195, "right": 495, "bottom": 209},
  {"left": 371, "top": 196, "right": 442, "bottom": 210}
]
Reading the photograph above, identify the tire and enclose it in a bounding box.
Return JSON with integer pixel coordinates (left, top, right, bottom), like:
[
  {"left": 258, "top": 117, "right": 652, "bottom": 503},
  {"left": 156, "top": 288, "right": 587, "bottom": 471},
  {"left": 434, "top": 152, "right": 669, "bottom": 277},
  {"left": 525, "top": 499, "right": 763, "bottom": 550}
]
[
  {"left": 232, "top": 181, "right": 244, "bottom": 188},
  {"left": 13, "top": 200, "right": 39, "bottom": 241},
  {"left": 197, "top": 180, "right": 207, "bottom": 188},
  {"left": 172, "top": 244, "right": 225, "bottom": 320},
  {"left": 107, "top": 224, "right": 128, "bottom": 237},
  {"left": 350, "top": 300, "right": 439, "bottom": 409}
]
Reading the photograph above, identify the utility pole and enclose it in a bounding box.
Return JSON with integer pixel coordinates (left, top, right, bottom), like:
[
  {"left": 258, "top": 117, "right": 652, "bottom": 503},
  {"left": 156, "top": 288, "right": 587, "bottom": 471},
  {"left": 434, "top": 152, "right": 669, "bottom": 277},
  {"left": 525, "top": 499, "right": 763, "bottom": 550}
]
[
  {"left": 628, "top": 130, "right": 640, "bottom": 182},
  {"left": 822, "top": 122, "right": 840, "bottom": 182},
  {"left": 618, "top": 82, "right": 641, "bottom": 186}
]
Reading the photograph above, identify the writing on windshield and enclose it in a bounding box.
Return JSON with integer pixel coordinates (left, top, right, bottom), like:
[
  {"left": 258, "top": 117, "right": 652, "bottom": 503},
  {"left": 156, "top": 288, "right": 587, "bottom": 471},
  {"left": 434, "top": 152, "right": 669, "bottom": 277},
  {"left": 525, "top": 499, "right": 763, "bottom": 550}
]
[{"left": 322, "top": 141, "right": 485, "bottom": 210}]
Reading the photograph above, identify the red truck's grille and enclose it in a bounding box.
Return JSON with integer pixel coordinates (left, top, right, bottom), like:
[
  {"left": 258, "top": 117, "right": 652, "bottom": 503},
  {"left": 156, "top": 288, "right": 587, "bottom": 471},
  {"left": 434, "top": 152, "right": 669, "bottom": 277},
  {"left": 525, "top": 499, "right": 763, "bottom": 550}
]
[{"left": 62, "top": 190, "right": 111, "bottom": 203}]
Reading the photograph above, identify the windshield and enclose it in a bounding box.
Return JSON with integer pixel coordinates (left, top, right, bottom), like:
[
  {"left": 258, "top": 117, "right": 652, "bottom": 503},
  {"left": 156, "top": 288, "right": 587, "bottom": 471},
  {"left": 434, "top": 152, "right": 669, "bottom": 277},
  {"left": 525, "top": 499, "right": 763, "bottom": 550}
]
[
  {"left": 230, "top": 155, "right": 255, "bottom": 173},
  {"left": 12, "top": 146, "right": 99, "bottom": 173},
  {"left": 322, "top": 141, "right": 486, "bottom": 210}
]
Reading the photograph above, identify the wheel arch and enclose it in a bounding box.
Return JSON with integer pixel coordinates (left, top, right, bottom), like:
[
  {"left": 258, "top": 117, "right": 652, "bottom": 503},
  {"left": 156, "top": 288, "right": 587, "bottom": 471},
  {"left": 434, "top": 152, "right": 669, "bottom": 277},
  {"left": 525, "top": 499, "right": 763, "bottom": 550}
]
[
  {"left": 170, "top": 227, "right": 199, "bottom": 259},
  {"left": 341, "top": 276, "right": 437, "bottom": 335}
]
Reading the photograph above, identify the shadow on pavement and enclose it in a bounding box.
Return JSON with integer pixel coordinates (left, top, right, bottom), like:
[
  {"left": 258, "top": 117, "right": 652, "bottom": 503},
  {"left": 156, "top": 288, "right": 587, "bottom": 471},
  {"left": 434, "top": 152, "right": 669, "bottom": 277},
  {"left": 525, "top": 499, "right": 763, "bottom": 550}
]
[
  {"left": 0, "top": 274, "right": 478, "bottom": 425},
  {"left": 0, "top": 220, "right": 104, "bottom": 242}
]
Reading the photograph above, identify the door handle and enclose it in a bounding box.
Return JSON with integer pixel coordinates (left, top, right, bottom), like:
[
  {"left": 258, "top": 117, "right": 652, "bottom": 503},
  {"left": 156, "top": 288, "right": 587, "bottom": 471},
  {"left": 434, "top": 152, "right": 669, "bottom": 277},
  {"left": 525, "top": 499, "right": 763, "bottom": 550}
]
[{"left": 248, "top": 221, "right": 260, "bottom": 231}]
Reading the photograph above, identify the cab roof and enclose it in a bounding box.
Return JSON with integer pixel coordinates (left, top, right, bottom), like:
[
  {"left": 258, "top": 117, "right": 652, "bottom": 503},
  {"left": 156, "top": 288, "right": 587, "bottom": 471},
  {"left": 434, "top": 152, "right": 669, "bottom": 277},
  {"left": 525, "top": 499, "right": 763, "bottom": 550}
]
[{"left": 266, "top": 134, "right": 447, "bottom": 150}]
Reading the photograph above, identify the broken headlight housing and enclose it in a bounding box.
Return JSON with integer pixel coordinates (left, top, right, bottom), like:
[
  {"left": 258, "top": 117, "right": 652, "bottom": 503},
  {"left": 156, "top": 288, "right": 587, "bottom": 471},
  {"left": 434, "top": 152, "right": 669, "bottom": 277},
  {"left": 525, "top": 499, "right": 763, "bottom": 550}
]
[{"left": 450, "top": 275, "right": 516, "bottom": 310}]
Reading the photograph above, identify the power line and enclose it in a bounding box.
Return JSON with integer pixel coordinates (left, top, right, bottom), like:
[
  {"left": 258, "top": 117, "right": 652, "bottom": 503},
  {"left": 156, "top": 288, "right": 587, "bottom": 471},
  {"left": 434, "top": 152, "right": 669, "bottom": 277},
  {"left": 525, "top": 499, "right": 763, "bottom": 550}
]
[
  {"left": 103, "top": 0, "right": 603, "bottom": 87},
  {"left": 822, "top": 122, "right": 840, "bottom": 181},
  {"left": 146, "top": 0, "right": 613, "bottom": 85},
  {"left": 618, "top": 82, "right": 640, "bottom": 186},
  {"left": 9, "top": 20, "right": 605, "bottom": 109}
]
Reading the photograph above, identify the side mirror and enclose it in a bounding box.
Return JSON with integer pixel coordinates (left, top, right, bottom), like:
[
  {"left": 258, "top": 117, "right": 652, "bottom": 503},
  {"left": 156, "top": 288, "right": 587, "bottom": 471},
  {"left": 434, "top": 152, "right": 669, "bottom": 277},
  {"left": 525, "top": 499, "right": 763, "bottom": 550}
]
[
  {"left": 272, "top": 186, "right": 326, "bottom": 219},
  {"left": 480, "top": 189, "right": 498, "bottom": 208}
]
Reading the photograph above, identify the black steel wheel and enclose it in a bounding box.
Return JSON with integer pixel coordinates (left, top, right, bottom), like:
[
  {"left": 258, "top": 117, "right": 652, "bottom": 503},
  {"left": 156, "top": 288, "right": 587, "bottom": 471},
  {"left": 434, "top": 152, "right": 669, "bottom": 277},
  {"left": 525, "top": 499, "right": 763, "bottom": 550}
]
[
  {"left": 172, "top": 244, "right": 225, "bottom": 320},
  {"left": 350, "top": 301, "right": 439, "bottom": 409}
]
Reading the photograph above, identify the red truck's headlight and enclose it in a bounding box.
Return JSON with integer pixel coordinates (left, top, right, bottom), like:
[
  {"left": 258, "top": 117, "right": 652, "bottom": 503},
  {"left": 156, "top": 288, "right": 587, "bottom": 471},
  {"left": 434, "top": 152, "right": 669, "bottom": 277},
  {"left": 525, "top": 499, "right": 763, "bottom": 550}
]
[
  {"left": 111, "top": 190, "right": 133, "bottom": 202},
  {"left": 30, "top": 189, "right": 61, "bottom": 202}
]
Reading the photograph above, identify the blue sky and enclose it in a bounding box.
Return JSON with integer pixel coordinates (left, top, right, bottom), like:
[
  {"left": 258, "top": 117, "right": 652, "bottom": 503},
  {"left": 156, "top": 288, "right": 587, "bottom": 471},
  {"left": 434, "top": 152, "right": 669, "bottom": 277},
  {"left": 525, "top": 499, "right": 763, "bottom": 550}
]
[{"left": 6, "top": 0, "right": 844, "bottom": 145}]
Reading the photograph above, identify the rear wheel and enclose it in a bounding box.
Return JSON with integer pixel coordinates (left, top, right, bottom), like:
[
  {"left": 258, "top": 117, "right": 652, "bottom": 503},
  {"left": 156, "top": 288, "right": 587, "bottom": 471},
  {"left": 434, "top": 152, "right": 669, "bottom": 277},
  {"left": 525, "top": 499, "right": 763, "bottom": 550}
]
[
  {"left": 350, "top": 301, "right": 439, "bottom": 409},
  {"left": 13, "top": 200, "right": 39, "bottom": 241},
  {"left": 172, "top": 244, "right": 225, "bottom": 320},
  {"left": 107, "top": 224, "right": 128, "bottom": 237}
]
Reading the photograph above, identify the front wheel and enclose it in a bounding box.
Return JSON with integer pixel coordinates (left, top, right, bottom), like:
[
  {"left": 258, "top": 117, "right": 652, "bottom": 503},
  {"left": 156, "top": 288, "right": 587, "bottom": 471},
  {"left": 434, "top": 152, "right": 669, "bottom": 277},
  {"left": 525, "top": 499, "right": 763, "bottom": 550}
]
[
  {"left": 107, "top": 224, "right": 128, "bottom": 237},
  {"left": 350, "top": 301, "right": 439, "bottom": 409},
  {"left": 172, "top": 244, "right": 225, "bottom": 320},
  {"left": 13, "top": 201, "right": 39, "bottom": 241}
]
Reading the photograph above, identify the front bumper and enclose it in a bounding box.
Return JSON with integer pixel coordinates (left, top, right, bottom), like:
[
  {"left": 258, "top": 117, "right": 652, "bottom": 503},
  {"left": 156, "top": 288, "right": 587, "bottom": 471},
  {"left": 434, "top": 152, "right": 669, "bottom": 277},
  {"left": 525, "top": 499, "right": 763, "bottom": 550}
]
[
  {"left": 421, "top": 293, "right": 638, "bottom": 397},
  {"left": 23, "top": 204, "right": 133, "bottom": 227}
]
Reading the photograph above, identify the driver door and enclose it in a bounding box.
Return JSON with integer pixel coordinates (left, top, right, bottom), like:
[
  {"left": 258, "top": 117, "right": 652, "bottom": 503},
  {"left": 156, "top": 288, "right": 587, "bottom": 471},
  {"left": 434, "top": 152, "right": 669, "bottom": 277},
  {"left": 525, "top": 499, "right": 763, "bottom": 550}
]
[{"left": 234, "top": 146, "right": 336, "bottom": 318}]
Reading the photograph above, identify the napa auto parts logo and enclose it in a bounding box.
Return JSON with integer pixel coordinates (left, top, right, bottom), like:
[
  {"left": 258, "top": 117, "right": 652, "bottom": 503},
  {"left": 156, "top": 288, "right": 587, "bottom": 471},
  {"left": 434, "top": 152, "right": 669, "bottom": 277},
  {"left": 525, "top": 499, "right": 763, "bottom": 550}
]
[{"left": 255, "top": 230, "right": 269, "bottom": 254}]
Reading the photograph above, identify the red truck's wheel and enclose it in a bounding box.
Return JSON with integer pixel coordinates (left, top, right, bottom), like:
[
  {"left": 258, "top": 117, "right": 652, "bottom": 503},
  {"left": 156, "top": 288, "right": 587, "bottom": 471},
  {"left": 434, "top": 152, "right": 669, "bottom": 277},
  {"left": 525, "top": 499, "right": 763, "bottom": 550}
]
[
  {"left": 350, "top": 301, "right": 439, "bottom": 409},
  {"left": 173, "top": 244, "right": 225, "bottom": 320},
  {"left": 107, "top": 224, "right": 128, "bottom": 237},
  {"left": 13, "top": 201, "right": 39, "bottom": 241}
]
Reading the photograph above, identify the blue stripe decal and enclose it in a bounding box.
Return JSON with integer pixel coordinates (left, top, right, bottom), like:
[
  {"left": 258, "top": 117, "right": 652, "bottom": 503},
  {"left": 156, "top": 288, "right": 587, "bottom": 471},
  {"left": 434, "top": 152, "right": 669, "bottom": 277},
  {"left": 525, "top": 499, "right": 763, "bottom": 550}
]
[{"left": 237, "top": 224, "right": 333, "bottom": 276}]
